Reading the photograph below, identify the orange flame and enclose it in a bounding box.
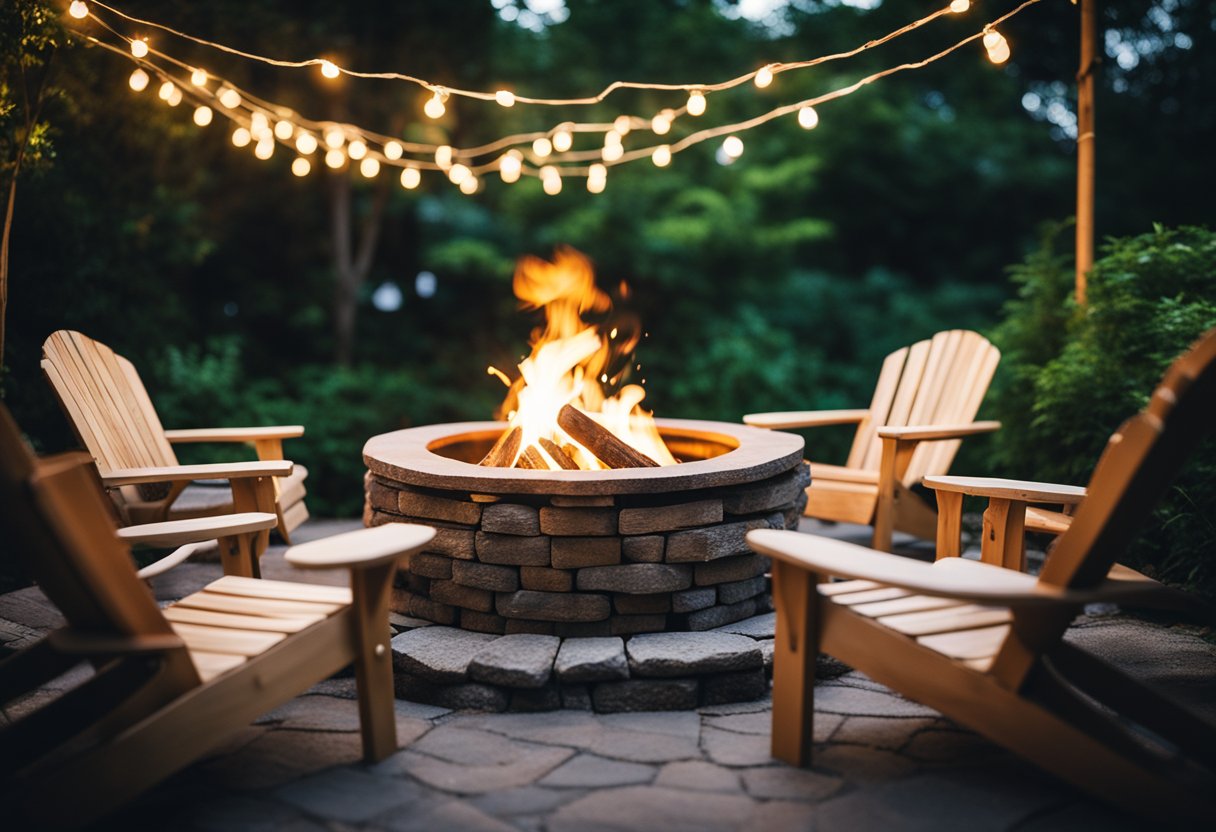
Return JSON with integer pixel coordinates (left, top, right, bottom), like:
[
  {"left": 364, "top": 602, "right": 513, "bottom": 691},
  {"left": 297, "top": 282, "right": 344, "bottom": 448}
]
[{"left": 488, "top": 247, "right": 676, "bottom": 469}]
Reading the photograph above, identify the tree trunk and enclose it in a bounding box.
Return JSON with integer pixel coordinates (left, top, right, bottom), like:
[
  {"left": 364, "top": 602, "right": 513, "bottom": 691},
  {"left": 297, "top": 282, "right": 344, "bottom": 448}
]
[{"left": 329, "top": 165, "right": 391, "bottom": 367}]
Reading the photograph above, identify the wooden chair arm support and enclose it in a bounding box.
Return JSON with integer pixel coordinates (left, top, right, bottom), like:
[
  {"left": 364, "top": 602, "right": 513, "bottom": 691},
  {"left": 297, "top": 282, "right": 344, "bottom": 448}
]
[
  {"left": 742, "top": 409, "right": 870, "bottom": 430},
  {"left": 135, "top": 542, "right": 217, "bottom": 580},
  {"left": 286, "top": 524, "right": 436, "bottom": 571},
  {"left": 118, "top": 512, "right": 279, "bottom": 547},
  {"left": 163, "top": 426, "right": 305, "bottom": 443},
  {"left": 875, "top": 421, "right": 1001, "bottom": 441},
  {"left": 924, "top": 475, "right": 1087, "bottom": 505},
  {"left": 46, "top": 630, "right": 187, "bottom": 656},
  {"left": 101, "top": 460, "right": 293, "bottom": 486},
  {"left": 747, "top": 529, "right": 1139, "bottom": 607}
]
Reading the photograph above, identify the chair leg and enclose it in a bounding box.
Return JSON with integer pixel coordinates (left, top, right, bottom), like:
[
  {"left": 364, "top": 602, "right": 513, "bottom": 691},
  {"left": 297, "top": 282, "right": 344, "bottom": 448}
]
[
  {"left": 216, "top": 532, "right": 260, "bottom": 579},
  {"left": 934, "top": 490, "right": 964, "bottom": 560},
  {"left": 771, "top": 560, "right": 820, "bottom": 767},
  {"left": 980, "top": 498, "right": 1027, "bottom": 571},
  {"left": 349, "top": 562, "right": 397, "bottom": 762}
]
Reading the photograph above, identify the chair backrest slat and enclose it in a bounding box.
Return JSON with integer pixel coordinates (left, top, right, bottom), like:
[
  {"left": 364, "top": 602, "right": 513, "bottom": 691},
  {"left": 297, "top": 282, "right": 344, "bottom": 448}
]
[{"left": 846, "top": 347, "right": 908, "bottom": 469}]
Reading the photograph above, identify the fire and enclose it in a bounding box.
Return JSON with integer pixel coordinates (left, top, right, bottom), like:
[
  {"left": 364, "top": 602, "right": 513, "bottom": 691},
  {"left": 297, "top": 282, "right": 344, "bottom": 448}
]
[{"left": 486, "top": 247, "right": 677, "bottom": 469}]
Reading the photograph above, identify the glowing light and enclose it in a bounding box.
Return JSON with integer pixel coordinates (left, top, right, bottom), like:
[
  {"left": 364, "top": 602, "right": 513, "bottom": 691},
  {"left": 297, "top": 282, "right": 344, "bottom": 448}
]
[
  {"left": 69, "top": 2, "right": 88, "bottom": 20},
  {"left": 424, "top": 90, "right": 446, "bottom": 119},
  {"left": 798, "top": 105, "right": 819, "bottom": 129},
  {"left": 325, "top": 148, "right": 345, "bottom": 169},
  {"left": 347, "top": 139, "right": 368, "bottom": 160},
  {"left": 686, "top": 90, "right": 706, "bottom": 116},
  {"left": 250, "top": 112, "right": 269, "bottom": 136},
  {"left": 604, "top": 130, "right": 622, "bottom": 147},
  {"left": 532, "top": 137, "right": 553, "bottom": 158},
  {"left": 231, "top": 127, "right": 251, "bottom": 147},
  {"left": 602, "top": 143, "right": 623, "bottom": 162},
  {"left": 552, "top": 126, "right": 573, "bottom": 153},
  {"left": 324, "top": 127, "right": 345, "bottom": 149},
  {"left": 166, "top": 86, "right": 183, "bottom": 107},
  {"left": 435, "top": 145, "right": 453, "bottom": 167},
  {"left": 218, "top": 88, "right": 241, "bottom": 109},
  {"left": 400, "top": 167, "right": 421, "bottom": 189},
  {"left": 192, "top": 105, "right": 213, "bottom": 127},
  {"left": 459, "top": 174, "right": 479, "bottom": 195},
  {"left": 651, "top": 110, "right": 673, "bottom": 135},
  {"left": 722, "top": 135, "right": 744, "bottom": 158},
  {"left": 500, "top": 150, "right": 523, "bottom": 183},
  {"left": 191, "top": 68, "right": 208, "bottom": 87},
  {"left": 384, "top": 140, "right": 403, "bottom": 160},
  {"left": 360, "top": 157, "right": 380, "bottom": 178},
  {"left": 652, "top": 145, "right": 672, "bottom": 167},
  {"left": 158, "top": 80, "right": 175, "bottom": 101},
  {"left": 541, "top": 165, "right": 561, "bottom": 195},
  {"left": 950, "top": 0, "right": 970, "bottom": 12},
  {"left": 295, "top": 132, "right": 318, "bottom": 154},
  {"left": 130, "top": 38, "right": 149, "bottom": 58},
  {"left": 984, "top": 30, "right": 1011, "bottom": 64},
  {"left": 495, "top": 89, "right": 516, "bottom": 107},
  {"left": 292, "top": 157, "right": 311, "bottom": 177},
  {"left": 587, "top": 163, "right": 607, "bottom": 194},
  {"left": 613, "top": 115, "right": 632, "bottom": 136},
  {"left": 754, "top": 66, "right": 774, "bottom": 88},
  {"left": 274, "top": 120, "right": 294, "bottom": 140},
  {"left": 448, "top": 163, "right": 471, "bottom": 185},
  {"left": 254, "top": 138, "right": 274, "bottom": 160},
  {"left": 320, "top": 60, "right": 340, "bottom": 79},
  {"left": 128, "top": 68, "right": 149, "bottom": 92}
]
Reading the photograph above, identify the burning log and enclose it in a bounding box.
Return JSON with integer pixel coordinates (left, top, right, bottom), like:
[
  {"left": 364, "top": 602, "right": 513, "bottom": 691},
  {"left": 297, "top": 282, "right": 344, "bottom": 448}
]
[
  {"left": 480, "top": 426, "right": 522, "bottom": 467},
  {"left": 539, "top": 437, "right": 580, "bottom": 470},
  {"left": 517, "top": 445, "right": 550, "bottom": 470},
  {"left": 558, "top": 405, "right": 659, "bottom": 469}
]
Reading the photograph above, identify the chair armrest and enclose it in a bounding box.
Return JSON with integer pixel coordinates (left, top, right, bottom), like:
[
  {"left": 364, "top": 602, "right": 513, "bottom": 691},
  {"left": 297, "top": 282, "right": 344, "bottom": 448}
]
[
  {"left": 924, "top": 475, "right": 1086, "bottom": 505},
  {"left": 876, "top": 421, "right": 1001, "bottom": 441},
  {"left": 118, "top": 512, "right": 279, "bottom": 547},
  {"left": 747, "top": 528, "right": 1135, "bottom": 607},
  {"left": 743, "top": 409, "right": 870, "bottom": 430},
  {"left": 101, "top": 460, "right": 293, "bottom": 486},
  {"left": 164, "top": 426, "right": 305, "bottom": 443},
  {"left": 286, "top": 524, "right": 436, "bottom": 571}
]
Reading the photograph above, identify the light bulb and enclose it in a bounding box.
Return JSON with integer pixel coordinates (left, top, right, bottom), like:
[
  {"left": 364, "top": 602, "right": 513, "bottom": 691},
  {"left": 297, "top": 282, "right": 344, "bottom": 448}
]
[
  {"left": 254, "top": 138, "right": 274, "bottom": 160},
  {"left": 604, "top": 130, "right": 622, "bottom": 147},
  {"left": 424, "top": 91, "right": 446, "bottom": 119},
  {"left": 613, "top": 115, "right": 632, "bottom": 136},
  {"left": 587, "top": 163, "right": 607, "bottom": 194},
  {"left": 128, "top": 68, "right": 149, "bottom": 92},
  {"left": 320, "top": 60, "right": 340, "bottom": 79},
  {"left": 296, "top": 133, "right": 318, "bottom": 154},
  {"left": 459, "top": 175, "right": 479, "bottom": 195},
  {"left": 384, "top": 140, "right": 403, "bottom": 160},
  {"left": 325, "top": 148, "right": 345, "bottom": 169},
  {"left": 69, "top": 2, "right": 88, "bottom": 20},
  {"left": 722, "top": 135, "right": 744, "bottom": 158},
  {"left": 130, "top": 38, "right": 149, "bottom": 58},
  {"left": 651, "top": 111, "right": 672, "bottom": 135},
  {"left": 158, "top": 81, "right": 175, "bottom": 101},
  {"left": 193, "top": 105, "right": 213, "bottom": 127},
  {"left": 324, "top": 127, "right": 345, "bottom": 149},
  {"left": 191, "top": 68, "right": 208, "bottom": 87},
  {"left": 500, "top": 152, "right": 522, "bottom": 183},
  {"left": 798, "top": 105, "right": 819, "bottom": 130},
  {"left": 553, "top": 126, "right": 573, "bottom": 153},
  {"left": 652, "top": 145, "right": 672, "bottom": 167},
  {"left": 686, "top": 90, "right": 706, "bottom": 116},
  {"left": 987, "top": 39, "right": 1011, "bottom": 64},
  {"left": 218, "top": 88, "right": 241, "bottom": 109},
  {"left": 360, "top": 157, "right": 380, "bottom": 178},
  {"left": 602, "top": 143, "right": 623, "bottom": 162},
  {"left": 292, "top": 157, "right": 311, "bottom": 177},
  {"left": 250, "top": 112, "right": 269, "bottom": 135},
  {"left": 274, "top": 120, "right": 294, "bottom": 140},
  {"left": 347, "top": 139, "right": 367, "bottom": 160},
  {"left": 447, "top": 164, "right": 471, "bottom": 185},
  {"left": 588, "top": 177, "right": 606, "bottom": 194},
  {"left": 166, "top": 86, "right": 183, "bottom": 107},
  {"left": 435, "top": 145, "right": 452, "bottom": 167},
  {"left": 400, "top": 167, "right": 421, "bottom": 189},
  {"left": 495, "top": 89, "right": 515, "bottom": 107},
  {"left": 950, "top": 0, "right": 970, "bottom": 12},
  {"left": 541, "top": 166, "right": 561, "bottom": 195},
  {"left": 532, "top": 137, "right": 552, "bottom": 158},
  {"left": 231, "top": 127, "right": 251, "bottom": 147},
  {"left": 755, "top": 66, "right": 774, "bottom": 88}
]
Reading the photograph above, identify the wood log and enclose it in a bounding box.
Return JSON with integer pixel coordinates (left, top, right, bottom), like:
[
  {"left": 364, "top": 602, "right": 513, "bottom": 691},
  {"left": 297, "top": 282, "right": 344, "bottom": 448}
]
[
  {"left": 517, "top": 445, "right": 550, "bottom": 470},
  {"left": 557, "top": 405, "right": 659, "bottom": 469},
  {"left": 480, "top": 426, "right": 522, "bottom": 467},
  {"left": 539, "top": 437, "right": 580, "bottom": 470}
]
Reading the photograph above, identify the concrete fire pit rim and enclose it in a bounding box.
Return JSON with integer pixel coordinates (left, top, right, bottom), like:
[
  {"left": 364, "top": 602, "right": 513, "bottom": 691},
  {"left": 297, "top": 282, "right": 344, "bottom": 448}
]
[{"left": 363, "top": 418, "right": 805, "bottom": 495}]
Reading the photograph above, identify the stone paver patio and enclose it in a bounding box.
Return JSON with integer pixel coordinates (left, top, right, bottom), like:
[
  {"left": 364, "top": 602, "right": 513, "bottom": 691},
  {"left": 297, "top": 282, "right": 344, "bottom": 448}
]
[{"left": 2, "top": 519, "right": 1213, "bottom": 831}]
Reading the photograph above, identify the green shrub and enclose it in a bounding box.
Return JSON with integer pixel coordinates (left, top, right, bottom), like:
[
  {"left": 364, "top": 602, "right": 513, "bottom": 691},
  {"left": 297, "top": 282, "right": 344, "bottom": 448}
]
[{"left": 990, "top": 224, "right": 1216, "bottom": 597}]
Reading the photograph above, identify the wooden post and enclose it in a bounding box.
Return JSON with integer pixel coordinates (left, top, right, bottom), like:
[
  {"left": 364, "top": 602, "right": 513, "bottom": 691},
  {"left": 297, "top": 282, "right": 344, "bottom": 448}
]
[{"left": 1075, "top": 0, "right": 1097, "bottom": 305}]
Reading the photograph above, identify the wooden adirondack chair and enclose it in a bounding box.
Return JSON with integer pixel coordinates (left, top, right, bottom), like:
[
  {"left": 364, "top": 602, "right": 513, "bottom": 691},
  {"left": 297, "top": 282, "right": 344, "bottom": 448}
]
[
  {"left": 41, "top": 329, "right": 310, "bottom": 549},
  {"left": 0, "top": 403, "right": 434, "bottom": 829},
  {"left": 744, "top": 330, "right": 1001, "bottom": 552},
  {"left": 747, "top": 327, "right": 1216, "bottom": 820}
]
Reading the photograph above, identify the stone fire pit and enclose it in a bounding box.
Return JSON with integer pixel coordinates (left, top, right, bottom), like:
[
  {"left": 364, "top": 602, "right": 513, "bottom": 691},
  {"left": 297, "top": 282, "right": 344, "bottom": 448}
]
[{"left": 363, "top": 418, "right": 809, "bottom": 710}]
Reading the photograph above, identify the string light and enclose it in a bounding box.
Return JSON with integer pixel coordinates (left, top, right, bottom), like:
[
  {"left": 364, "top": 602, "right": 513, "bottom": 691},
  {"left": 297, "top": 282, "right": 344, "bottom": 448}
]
[
  {"left": 552, "top": 125, "right": 573, "bottom": 153},
  {"left": 424, "top": 90, "right": 446, "bottom": 119},
  {"left": 192, "top": 105, "right": 213, "bottom": 126},
  {"left": 384, "top": 140, "right": 403, "bottom": 160},
  {"left": 602, "top": 142, "right": 624, "bottom": 162},
  {"left": 459, "top": 174, "right": 479, "bottom": 194},
  {"left": 587, "top": 163, "right": 607, "bottom": 194},
  {"left": 686, "top": 90, "right": 707, "bottom": 116},
  {"left": 218, "top": 87, "right": 240, "bottom": 109},
  {"left": 324, "top": 127, "right": 345, "bottom": 148},
  {"left": 69, "top": 2, "right": 88, "bottom": 20},
  {"left": 613, "top": 115, "right": 632, "bottom": 136},
  {"left": 274, "top": 120, "right": 294, "bottom": 140},
  {"left": 128, "top": 67, "right": 149, "bottom": 91},
  {"left": 532, "top": 136, "right": 553, "bottom": 158},
  {"left": 400, "top": 166, "right": 421, "bottom": 189},
  {"left": 292, "top": 156, "right": 311, "bottom": 176},
  {"left": 296, "top": 132, "right": 318, "bottom": 154},
  {"left": 320, "top": 60, "right": 340, "bottom": 79},
  {"left": 722, "top": 135, "right": 743, "bottom": 158},
  {"left": 130, "top": 37, "right": 148, "bottom": 58},
  {"left": 495, "top": 90, "right": 515, "bottom": 107},
  {"left": 325, "top": 148, "right": 345, "bottom": 168},
  {"left": 651, "top": 110, "right": 673, "bottom": 135},
  {"left": 754, "top": 66, "right": 774, "bottom": 89},
  {"left": 191, "top": 67, "right": 208, "bottom": 86},
  {"left": 250, "top": 111, "right": 269, "bottom": 136},
  {"left": 500, "top": 150, "right": 523, "bottom": 183},
  {"left": 983, "top": 29, "right": 1011, "bottom": 64},
  {"left": 231, "top": 126, "right": 251, "bottom": 147},
  {"left": 435, "top": 145, "right": 453, "bottom": 167},
  {"left": 541, "top": 165, "right": 562, "bottom": 195},
  {"left": 157, "top": 80, "right": 175, "bottom": 100},
  {"left": 360, "top": 156, "right": 380, "bottom": 178},
  {"left": 652, "top": 145, "right": 672, "bottom": 167},
  {"left": 798, "top": 105, "right": 820, "bottom": 129},
  {"left": 254, "top": 137, "right": 274, "bottom": 159},
  {"left": 448, "top": 163, "right": 471, "bottom": 185},
  {"left": 347, "top": 139, "right": 367, "bottom": 160},
  {"left": 950, "top": 0, "right": 971, "bottom": 12}
]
